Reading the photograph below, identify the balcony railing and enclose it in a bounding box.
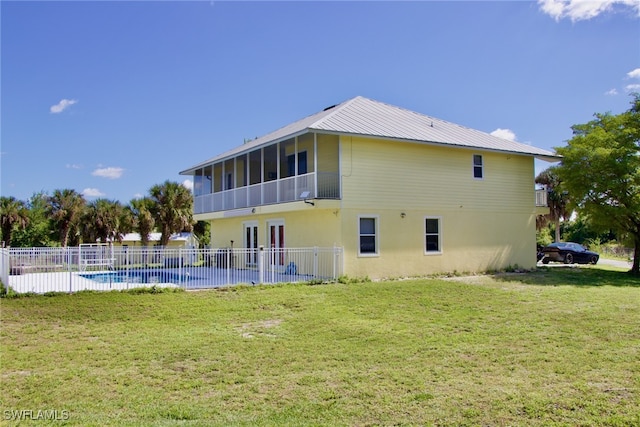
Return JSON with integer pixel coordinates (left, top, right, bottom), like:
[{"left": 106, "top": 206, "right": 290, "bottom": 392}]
[
  {"left": 194, "top": 172, "right": 340, "bottom": 214},
  {"left": 535, "top": 189, "right": 548, "bottom": 207}
]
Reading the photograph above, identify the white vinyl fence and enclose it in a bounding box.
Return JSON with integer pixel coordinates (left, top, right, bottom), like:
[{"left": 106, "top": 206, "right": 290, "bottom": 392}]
[
  {"left": 3, "top": 246, "right": 343, "bottom": 295},
  {"left": 0, "top": 248, "right": 10, "bottom": 291}
]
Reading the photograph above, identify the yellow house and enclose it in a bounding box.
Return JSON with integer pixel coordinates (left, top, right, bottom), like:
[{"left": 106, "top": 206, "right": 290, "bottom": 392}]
[{"left": 180, "top": 96, "right": 558, "bottom": 279}]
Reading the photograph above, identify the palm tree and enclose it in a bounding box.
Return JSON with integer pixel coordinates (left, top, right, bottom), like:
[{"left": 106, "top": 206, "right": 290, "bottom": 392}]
[
  {"left": 535, "top": 166, "right": 570, "bottom": 242},
  {"left": 0, "top": 196, "right": 30, "bottom": 247},
  {"left": 47, "top": 189, "right": 86, "bottom": 247},
  {"left": 128, "top": 197, "right": 156, "bottom": 247},
  {"left": 81, "top": 199, "right": 131, "bottom": 244},
  {"left": 149, "top": 181, "right": 194, "bottom": 247}
]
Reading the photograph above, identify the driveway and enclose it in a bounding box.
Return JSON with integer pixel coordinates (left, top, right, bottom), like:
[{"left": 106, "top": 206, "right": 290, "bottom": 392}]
[
  {"left": 598, "top": 258, "right": 633, "bottom": 269},
  {"left": 536, "top": 257, "right": 632, "bottom": 269}
]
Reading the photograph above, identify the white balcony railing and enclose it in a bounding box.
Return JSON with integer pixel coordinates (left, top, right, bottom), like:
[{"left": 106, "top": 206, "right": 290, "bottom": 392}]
[
  {"left": 535, "top": 189, "right": 548, "bottom": 207},
  {"left": 194, "top": 172, "right": 340, "bottom": 214}
]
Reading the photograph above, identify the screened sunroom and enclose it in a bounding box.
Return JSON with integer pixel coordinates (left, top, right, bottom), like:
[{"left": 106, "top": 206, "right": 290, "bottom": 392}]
[{"left": 185, "top": 132, "right": 340, "bottom": 215}]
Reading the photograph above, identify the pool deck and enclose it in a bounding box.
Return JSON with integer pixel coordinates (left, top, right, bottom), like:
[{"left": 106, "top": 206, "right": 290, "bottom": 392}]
[{"left": 7, "top": 266, "right": 313, "bottom": 294}]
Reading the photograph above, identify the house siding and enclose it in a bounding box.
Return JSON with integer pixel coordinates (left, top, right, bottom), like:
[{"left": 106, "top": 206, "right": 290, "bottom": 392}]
[
  {"left": 209, "top": 207, "right": 342, "bottom": 251},
  {"left": 338, "top": 136, "right": 537, "bottom": 278},
  {"left": 316, "top": 134, "right": 340, "bottom": 175}
]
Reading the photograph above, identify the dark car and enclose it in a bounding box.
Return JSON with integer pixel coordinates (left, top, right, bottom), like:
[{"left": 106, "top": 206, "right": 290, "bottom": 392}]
[{"left": 539, "top": 242, "right": 599, "bottom": 265}]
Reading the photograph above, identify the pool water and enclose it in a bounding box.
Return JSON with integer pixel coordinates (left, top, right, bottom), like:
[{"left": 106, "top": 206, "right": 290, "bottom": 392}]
[{"left": 79, "top": 270, "right": 191, "bottom": 284}]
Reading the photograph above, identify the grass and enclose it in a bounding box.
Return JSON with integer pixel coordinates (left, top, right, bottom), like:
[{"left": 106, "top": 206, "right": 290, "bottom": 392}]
[{"left": 1, "top": 267, "right": 639, "bottom": 426}]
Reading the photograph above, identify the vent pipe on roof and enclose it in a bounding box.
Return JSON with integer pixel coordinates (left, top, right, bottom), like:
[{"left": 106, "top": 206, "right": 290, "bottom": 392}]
[{"left": 323, "top": 104, "right": 337, "bottom": 111}]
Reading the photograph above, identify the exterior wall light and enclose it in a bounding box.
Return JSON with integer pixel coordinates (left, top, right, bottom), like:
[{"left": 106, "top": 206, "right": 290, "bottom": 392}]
[{"left": 300, "top": 191, "right": 315, "bottom": 206}]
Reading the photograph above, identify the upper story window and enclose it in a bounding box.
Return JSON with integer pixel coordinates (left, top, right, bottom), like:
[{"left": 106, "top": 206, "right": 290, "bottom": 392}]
[
  {"left": 359, "top": 216, "right": 378, "bottom": 256},
  {"left": 287, "top": 151, "right": 308, "bottom": 176},
  {"left": 473, "top": 154, "right": 484, "bottom": 179}
]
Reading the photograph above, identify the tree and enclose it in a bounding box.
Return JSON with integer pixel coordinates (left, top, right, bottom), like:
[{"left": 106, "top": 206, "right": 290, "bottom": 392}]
[
  {"left": 193, "top": 220, "right": 211, "bottom": 248},
  {"left": 128, "top": 197, "right": 156, "bottom": 247},
  {"left": 11, "top": 192, "right": 56, "bottom": 247},
  {"left": 149, "top": 181, "right": 194, "bottom": 247},
  {"left": 47, "top": 189, "right": 86, "bottom": 247},
  {"left": 0, "top": 196, "right": 29, "bottom": 247},
  {"left": 556, "top": 94, "right": 640, "bottom": 275},
  {"left": 81, "top": 199, "right": 131, "bottom": 244},
  {"left": 535, "top": 166, "right": 570, "bottom": 242}
]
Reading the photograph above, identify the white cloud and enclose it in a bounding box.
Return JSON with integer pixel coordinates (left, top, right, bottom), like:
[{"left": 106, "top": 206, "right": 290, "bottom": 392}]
[
  {"left": 92, "top": 167, "right": 124, "bottom": 179},
  {"left": 627, "top": 68, "right": 640, "bottom": 79},
  {"left": 182, "top": 179, "right": 194, "bottom": 191},
  {"left": 50, "top": 99, "right": 78, "bottom": 114},
  {"left": 82, "top": 188, "right": 105, "bottom": 198},
  {"left": 65, "top": 163, "right": 83, "bottom": 169},
  {"left": 490, "top": 128, "right": 517, "bottom": 141},
  {"left": 625, "top": 83, "right": 640, "bottom": 92},
  {"left": 538, "top": 0, "right": 640, "bottom": 22},
  {"left": 605, "top": 88, "right": 619, "bottom": 96}
]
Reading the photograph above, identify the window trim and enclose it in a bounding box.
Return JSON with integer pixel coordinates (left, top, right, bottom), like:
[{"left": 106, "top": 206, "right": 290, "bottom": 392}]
[
  {"left": 473, "top": 154, "right": 484, "bottom": 180},
  {"left": 424, "top": 216, "right": 443, "bottom": 255},
  {"left": 358, "top": 215, "right": 379, "bottom": 257}
]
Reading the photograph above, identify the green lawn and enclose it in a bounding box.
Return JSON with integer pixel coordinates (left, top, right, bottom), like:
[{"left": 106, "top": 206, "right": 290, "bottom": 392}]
[{"left": 1, "top": 267, "right": 639, "bottom": 426}]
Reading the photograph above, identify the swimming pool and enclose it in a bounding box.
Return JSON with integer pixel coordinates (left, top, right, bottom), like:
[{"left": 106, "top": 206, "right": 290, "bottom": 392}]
[{"left": 79, "top": 270, "right": 191, "bottom": 284}]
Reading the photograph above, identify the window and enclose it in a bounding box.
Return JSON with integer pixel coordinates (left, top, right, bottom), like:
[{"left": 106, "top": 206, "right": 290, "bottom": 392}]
[
  {"left": 194, "top": 168, "right": 204, "bottom": 196},
  {"left": 473, "top": 154, "right": 483, "bottom": 179},
  {"left": 359, "top": 216, "right": 378, "bottom": 255},
  {"left": 425, "top": 217, "right": 442, "bottom": 254},
  {"left": 287, "top": 151, "right": 308, "bottom": 176}
]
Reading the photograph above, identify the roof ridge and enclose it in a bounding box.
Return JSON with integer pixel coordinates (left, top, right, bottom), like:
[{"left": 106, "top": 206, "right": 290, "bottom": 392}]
[{"left": 308, "top": 96, "right": 364, "bottom": 128}]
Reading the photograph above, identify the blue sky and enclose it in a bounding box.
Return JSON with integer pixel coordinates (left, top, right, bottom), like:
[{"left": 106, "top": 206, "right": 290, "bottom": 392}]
[{"left": 2, "top": 0, "right": 639, "bottom": 204}]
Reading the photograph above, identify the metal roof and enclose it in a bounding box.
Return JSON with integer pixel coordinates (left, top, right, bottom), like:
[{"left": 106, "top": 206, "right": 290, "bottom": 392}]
[{"left": 181, "top": 96, "right": 559, "bottom": 174}]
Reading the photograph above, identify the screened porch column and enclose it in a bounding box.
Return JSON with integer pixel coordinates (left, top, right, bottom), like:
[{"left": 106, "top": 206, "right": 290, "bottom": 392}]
[
  {"left": 314, "top": 133, "right": 318, "bottom": 199},
  {"left": 276, "top": 142, "right": 280, "bottom": 202},
  {"left": 233, "top": 157, "right": 237, "bottom": 209},
  {"left": 261, "top": 147, "right": 264, "bottom": 205},
  {"left": 294, "top": 136, "right": 298, "bottom": 200}
]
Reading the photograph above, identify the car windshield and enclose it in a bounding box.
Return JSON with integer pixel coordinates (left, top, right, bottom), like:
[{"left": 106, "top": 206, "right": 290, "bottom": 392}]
[
  {"left": 571, "top": 244, "right": 585, "bottom": 251},
  {"left": 548, "top": 242, "right": 585, "bottom": 251},
  {"left": 549, "top": 243, "right": 568, "bottom": 248}
]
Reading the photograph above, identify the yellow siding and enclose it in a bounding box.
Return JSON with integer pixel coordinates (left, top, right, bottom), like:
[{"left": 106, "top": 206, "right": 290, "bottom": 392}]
[
  {"left": 338, "top": 135, "right": 538, "bottom": 278},
  {"left": 209, "top": 206, "right": 342, "bottom": 250},
  {"left": 317, "top": 134, "right": 339, "bottom": 173},
  {"left": 340, "top": 136, "right": 534, "bottom": 212}
]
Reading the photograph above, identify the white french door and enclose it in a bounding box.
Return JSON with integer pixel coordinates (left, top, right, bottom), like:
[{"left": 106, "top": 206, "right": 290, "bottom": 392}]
[
  {"left": 267, "top": 220, "right": 285, "bottom": 267},
  {"left": 244, "top": 222, "right": 258, "bottom": 266}
]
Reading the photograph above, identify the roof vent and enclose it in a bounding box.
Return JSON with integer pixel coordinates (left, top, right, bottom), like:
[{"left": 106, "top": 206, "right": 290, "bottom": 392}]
[{"left": 323, "top": 104, "right": 337, "bottom": 111}]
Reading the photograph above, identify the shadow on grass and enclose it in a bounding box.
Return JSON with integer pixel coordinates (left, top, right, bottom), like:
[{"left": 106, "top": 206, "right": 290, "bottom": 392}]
[{"left": 494, "top": 266, "right": 640, "bottom": 288}]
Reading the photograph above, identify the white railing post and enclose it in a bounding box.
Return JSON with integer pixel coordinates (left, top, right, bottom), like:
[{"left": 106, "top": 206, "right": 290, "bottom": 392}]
[
  {"left": 124, "top": 248, "right": 131, "bottom": 289},
  {"left": 226, "top": 249, "right": 231, "bottom": 286},
  {"left": 68, "top": 247, "right": 73, "bottom": 293},
  {"left": 179, "top": 248, "right": 183, "bottom": 289},
  {"left": 313, "top": 246, "right": 318, "bottom": 278},
  {"left": 258, "top": 246, "right": 264, "bottom": 284}
]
